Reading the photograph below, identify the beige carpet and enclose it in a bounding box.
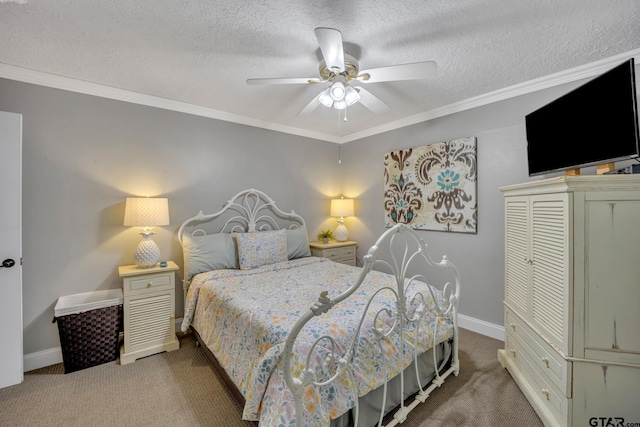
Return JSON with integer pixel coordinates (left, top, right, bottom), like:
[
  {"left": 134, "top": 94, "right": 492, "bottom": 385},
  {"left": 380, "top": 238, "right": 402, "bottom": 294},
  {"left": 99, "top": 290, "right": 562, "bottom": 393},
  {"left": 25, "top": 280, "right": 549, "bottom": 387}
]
[{"left": 0, "top": 328, "right": 542, "bottom": 426}]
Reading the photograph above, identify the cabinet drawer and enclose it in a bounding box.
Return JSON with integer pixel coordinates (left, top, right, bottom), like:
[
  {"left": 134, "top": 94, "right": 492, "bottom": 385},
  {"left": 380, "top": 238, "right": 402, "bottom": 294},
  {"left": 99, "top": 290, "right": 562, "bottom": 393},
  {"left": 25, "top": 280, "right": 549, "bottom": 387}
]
[
  {"left": 506, "top": 307, "right": 570, "bottom": 396},
  {"left": 340, "top": 246, "right": 356, "bottom": 258},
  {"left": 572, "top": 362, "right": 640, "bottom": 426},
  {"left": 125, "top": 274, "right": 172, "bottom": 294},
  {"left": 506, "top": 329, "right": 568, "bottom": 425},
  {"left": 321, "top": 248, "right": 342, "bottom": 260},
  {"left": 310, "top": 243, "right": 357, "bottom": 265}
]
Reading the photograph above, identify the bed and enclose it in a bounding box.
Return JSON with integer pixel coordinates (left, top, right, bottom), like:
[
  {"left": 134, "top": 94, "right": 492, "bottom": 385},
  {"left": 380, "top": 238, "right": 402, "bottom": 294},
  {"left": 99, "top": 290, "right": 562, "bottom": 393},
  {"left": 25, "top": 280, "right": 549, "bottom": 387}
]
[{"left": 178, "top": 189, "right": 461, "bottom": 427}]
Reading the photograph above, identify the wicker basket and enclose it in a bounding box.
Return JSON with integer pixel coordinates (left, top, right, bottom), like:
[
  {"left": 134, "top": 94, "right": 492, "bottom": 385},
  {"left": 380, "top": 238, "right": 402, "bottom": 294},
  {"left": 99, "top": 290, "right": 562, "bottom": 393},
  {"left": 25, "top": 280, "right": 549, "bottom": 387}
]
[{"left": 54, "top": 290, "right": 123, "bottom": 374}]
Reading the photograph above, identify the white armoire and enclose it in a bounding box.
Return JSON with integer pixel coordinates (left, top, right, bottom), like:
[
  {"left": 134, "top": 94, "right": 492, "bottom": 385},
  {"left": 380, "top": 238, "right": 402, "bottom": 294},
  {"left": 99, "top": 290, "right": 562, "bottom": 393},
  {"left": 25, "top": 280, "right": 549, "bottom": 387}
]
[{"left": 498, "top": 175, "right": 640, "bottom": 426}]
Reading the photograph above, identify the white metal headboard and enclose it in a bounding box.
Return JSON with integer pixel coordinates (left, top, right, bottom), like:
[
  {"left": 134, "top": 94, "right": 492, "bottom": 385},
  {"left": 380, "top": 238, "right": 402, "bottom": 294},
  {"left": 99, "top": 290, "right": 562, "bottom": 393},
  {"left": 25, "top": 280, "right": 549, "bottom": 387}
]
[
  {"left": 178, "top": 188, "right": 306, "bottom": 300},
  {"left": 178, "top": 188, "right": 306, "bottom": 245}
]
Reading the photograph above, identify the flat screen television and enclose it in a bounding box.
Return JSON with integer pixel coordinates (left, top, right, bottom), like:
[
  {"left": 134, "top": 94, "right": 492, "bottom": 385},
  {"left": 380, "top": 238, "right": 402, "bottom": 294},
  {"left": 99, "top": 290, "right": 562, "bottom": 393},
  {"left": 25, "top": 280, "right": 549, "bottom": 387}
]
[{"left": 526, "top": 58, "right": 640, "bottom": 176}]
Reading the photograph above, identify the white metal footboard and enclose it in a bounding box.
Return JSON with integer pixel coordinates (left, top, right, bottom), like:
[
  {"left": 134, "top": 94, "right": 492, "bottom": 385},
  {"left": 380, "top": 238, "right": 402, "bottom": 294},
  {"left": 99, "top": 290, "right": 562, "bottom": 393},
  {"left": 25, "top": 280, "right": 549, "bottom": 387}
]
[{"left": 283, "top": 223, "right": 461, "bottom": 427}]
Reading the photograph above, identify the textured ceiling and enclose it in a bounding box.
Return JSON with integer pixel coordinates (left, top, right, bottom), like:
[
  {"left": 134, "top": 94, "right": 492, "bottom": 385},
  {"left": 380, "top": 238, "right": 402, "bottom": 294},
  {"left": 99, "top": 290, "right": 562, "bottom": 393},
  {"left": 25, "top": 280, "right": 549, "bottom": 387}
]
[{"left": 1, "top": 0, "right": 639, "bottom": 142}]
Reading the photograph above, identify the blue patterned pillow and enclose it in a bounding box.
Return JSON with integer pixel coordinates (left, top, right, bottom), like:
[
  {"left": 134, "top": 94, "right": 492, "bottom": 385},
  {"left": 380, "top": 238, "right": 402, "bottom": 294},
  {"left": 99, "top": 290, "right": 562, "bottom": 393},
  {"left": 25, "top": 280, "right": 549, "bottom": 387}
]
[{"left": 235, "top": 229, "right": 288, "bottom": 270}]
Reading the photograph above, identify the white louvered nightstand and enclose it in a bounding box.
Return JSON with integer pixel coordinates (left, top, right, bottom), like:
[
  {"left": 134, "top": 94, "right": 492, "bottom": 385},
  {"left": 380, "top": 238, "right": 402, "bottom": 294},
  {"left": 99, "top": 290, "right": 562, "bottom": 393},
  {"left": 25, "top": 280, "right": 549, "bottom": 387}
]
[
  {"left": 118, "top": 261, "right": 180, "bottom": 364},
  {"left": 309, "top": 240, "right": 357, "bottom": 266}
]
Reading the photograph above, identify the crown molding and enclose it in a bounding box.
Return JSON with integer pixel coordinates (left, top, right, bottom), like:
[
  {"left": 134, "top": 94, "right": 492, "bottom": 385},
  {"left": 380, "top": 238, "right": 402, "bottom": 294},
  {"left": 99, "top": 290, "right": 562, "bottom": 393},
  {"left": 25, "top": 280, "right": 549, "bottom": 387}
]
[
  {"left": 0, "top": 63, "right": 340, "bottom": 144},
  {"left": 339, "top": 48, "right": 640, "bottom": 143},
  {"left": 2, "top": 47, "right": 639, "bottom": 145}
]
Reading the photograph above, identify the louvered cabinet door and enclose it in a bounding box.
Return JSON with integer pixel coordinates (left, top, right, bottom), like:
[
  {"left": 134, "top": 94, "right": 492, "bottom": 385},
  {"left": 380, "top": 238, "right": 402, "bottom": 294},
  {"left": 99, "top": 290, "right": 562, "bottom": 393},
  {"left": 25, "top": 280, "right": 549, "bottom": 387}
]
[
  {"left": 501, "top": 182, "right": 573, "bottom": 427},
  {"left": 529, "top": 193, "right": 571, "bottom": 356},
  {"left": 124, "top": 291, "right": 175, "bottom": 353},
  {"left": 119, "top": 262, "right": 180, "bottom": 364},
  {"left": 504, "top": 196, "right": 530, "bottom": 315}
]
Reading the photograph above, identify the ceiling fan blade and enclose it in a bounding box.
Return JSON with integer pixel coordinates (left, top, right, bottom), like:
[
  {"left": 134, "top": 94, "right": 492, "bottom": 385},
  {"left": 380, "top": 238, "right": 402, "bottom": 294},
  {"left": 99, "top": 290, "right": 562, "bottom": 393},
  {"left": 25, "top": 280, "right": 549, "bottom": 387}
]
[
  {"left": 358, "top": 61, "right": 437, "bottom": 83},
  {"left": 246, "top": 77, "right": 323, "bottom": 85},
  {"left": 315, "top": 27, "right": 345, "bottom": 72},
  {"left": 354, "top": 87, "right": 390, "bottom": 115},
  {"left": 297, "top": 92, "right": 323, "bottom": 116}
]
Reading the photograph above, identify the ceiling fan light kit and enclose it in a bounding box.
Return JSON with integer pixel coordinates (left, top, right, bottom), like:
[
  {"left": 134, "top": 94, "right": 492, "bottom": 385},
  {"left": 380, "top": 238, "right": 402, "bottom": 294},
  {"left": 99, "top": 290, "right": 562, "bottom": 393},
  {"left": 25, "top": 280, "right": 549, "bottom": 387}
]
[
  {"left": 333, "top": 99, "right": 347, "bottom": 110},
  {"left": 318, "top": 89, "right": 334, "bottom": 108},
  {"left": 330, "top": 77, "right": 346, "bottom": 101},
  {"left": 246, "top": 27, "right": 437, "bottom": 117},
  {"left": 314, "top": 74, "right": 362, "bottom": 110},
  {"left": 344, "top": 86, "right": 360, "bottom": 106}
]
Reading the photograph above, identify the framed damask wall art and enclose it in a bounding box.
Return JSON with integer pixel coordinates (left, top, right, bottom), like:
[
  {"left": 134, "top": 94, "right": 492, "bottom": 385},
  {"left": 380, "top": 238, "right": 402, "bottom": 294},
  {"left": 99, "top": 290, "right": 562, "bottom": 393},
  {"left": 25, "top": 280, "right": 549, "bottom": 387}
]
[{"left": 383, "top": 137, "right": 477, "bottom": 233}]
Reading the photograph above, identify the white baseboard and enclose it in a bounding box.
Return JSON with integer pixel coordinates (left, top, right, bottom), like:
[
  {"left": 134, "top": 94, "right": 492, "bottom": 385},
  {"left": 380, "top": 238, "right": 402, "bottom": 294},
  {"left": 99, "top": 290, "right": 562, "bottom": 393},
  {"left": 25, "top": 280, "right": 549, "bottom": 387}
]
[
  {"left": 458, "top": 314, "right": 505, "bottom": 341},
  {"left": 23, "top": 318, "right": 185, "bottom": 372},
  {"left": 24, "top": 315, "right": 503, "bottom": 372},
  {"left": 23, "top": 347, "right": 63, "bottom": 372}
]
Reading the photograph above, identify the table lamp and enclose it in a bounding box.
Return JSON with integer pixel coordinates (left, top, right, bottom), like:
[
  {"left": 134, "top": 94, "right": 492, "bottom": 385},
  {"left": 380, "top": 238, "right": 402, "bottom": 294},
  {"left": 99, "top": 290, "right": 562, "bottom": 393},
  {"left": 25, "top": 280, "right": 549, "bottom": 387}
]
[
  {"left": 330, "top": 198, "right": 354, "bottom": 242},
  {"left": 124, "top": 197, "right": 170, "bottom": 268}
]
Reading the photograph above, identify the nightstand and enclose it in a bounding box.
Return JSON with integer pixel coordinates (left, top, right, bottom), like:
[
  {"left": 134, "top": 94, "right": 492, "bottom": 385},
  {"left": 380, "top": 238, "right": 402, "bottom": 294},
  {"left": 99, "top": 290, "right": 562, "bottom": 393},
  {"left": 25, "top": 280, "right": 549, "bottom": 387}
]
[
  {"left": 309, "top": 240, "right": 357, "bottom": 266},
  {"left": 118, "top": 261, "right": 180, "bottom": 364}
]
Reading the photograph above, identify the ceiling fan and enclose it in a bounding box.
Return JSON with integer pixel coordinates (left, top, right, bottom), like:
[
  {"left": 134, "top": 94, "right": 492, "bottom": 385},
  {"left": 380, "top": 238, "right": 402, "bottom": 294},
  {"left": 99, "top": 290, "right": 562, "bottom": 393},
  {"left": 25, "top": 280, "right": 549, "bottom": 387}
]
[{"left": 246, "top": 27, "right": 437, "bottom": 116}]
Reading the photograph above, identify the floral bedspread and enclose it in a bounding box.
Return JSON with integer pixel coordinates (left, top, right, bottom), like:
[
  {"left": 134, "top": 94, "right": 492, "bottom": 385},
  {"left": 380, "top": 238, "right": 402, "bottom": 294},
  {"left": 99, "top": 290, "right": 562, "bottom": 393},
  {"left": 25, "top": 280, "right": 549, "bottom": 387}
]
[{"left": 181, "top": 257, "right": 453, "bottom": 426}]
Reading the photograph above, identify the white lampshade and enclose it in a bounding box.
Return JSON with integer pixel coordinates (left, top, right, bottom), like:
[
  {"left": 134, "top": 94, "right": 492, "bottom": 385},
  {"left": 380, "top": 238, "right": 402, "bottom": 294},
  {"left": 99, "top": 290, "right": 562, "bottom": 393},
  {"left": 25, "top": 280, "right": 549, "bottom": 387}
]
[
  {"left": 124, "top": 197, "right": 170, "bottom": 227},
  {"left": 332, "top": 99, "right": 347, "bottom": 110},
  {"left": 319, "top": 89, "right": 333, "bottom": 108},
  {"left": 330, "top": 82, "right": 346, "bottom": 101},
  {"left": 124, "top": 197, "right": 170, "bottom": 268},
  {"left": 344, "top": 86, "right": 361, "bottom": 106},
  {"left": 330, "top": 198, "right": 355, "bottom": 242},
  {"left": 330, "top": 198, "right": 354, "bottom": 218}
]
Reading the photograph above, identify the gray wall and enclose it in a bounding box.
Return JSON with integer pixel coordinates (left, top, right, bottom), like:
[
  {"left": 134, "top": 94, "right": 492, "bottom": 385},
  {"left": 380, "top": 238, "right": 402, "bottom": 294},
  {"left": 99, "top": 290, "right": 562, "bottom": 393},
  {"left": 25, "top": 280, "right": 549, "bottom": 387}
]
[
  {"left": 0, "top": 78, "right": 341, "bottom": 355},
  {"left": 3, "top": 75, "right": 637, "bottom": 356},
  {"left": 339, "top": 82, "right": 638, "bottom": 326}
]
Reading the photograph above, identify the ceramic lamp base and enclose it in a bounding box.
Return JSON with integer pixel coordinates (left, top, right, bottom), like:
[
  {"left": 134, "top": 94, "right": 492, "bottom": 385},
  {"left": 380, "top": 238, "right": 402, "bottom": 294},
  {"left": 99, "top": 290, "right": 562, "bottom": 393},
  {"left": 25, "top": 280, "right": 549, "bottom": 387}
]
[
  {"left": 133, "top": 235, "right": 160, "bottom": 268},
  {"left": 334, "top": 219, "right": 349, "bottom": 242}
]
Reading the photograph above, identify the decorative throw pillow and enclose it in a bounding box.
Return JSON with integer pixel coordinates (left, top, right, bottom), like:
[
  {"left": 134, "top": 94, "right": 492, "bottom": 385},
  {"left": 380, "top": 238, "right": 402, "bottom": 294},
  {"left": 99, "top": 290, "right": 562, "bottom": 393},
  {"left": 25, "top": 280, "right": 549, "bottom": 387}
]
[
  {"left": 182, "top": 233, "right": 237, "bottom": 281},
  {"left": 286, "top": 226, "right": 311, "bottom": 259},
  {"left": 235, "top": 229, "right": 288, "bottom": 270}
]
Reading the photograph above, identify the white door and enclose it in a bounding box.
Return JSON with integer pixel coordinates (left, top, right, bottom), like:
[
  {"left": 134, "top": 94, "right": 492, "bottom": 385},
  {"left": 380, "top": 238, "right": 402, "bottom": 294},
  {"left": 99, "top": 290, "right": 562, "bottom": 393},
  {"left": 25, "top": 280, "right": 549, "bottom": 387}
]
[{"left": 0, "top": 111, "right": 23, "bottom": 388}]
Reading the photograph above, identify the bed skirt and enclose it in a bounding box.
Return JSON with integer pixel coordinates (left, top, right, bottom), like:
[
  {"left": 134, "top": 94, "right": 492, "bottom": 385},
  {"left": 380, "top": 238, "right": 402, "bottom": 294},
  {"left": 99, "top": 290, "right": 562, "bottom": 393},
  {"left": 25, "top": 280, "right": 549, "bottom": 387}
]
[
  {"left": 190, "top": 326, "right": 452, "bottom": 427},
  {"left": 331, "top": 340, "right": 451, "bottom": 427}
]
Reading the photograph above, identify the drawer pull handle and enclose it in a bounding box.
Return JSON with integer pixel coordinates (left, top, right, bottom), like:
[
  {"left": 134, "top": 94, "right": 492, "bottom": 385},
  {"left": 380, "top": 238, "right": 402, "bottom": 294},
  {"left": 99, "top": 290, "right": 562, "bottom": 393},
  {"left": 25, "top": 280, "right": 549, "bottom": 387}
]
[
  {"left": 509, "top": 323, "right": 516, "bottom": 331},
  {"left": 509, "top": 348, "right": 517, "bottom": 357},
  {"left": 541, "top": 389, "right": 549, "bottom": 400},
  {"left": 147, "top": 282, "right": 152, "bottom": 288},
  {"left": 541, "top": 357, "right": 549, "bottom": 368}
]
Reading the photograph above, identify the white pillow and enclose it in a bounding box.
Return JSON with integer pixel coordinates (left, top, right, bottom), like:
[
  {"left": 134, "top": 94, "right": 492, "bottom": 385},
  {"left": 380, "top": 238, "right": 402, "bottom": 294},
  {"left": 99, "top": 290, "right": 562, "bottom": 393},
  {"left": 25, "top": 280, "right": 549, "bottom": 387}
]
[
  {"left": 182, "top": 233, "right": 237, "bottom": 281},
  {"left": 235, "top": 229, "right": 287, "bottom": 270}
]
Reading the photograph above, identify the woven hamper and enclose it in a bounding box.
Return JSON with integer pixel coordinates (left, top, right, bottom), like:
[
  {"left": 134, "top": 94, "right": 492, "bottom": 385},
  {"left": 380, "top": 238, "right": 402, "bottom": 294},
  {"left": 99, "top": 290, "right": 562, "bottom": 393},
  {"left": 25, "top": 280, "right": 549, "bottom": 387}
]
[{"left": 53, "top": 289, "right": 123, "bottom": 374}]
